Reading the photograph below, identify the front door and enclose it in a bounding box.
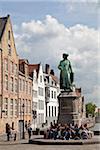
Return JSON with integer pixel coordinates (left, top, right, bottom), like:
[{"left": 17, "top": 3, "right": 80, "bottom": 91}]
[{"left": 19, "top": 120, "right": 23, "bottom": 139}]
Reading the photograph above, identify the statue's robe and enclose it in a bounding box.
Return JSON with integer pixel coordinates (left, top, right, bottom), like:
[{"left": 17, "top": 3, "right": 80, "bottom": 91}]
[{"left": 58, "top": 59, "right": 73, "bottom": 90}]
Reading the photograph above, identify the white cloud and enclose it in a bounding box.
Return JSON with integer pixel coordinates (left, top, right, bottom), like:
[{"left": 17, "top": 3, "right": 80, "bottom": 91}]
[{"left": 14, "top": 15, "right": 99, "bottom": 106}]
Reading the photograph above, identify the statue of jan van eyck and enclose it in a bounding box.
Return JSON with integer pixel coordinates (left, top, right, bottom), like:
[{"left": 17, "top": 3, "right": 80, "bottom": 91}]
[{"left": 58, "top": 53, "right": 74, "bottom": 91}]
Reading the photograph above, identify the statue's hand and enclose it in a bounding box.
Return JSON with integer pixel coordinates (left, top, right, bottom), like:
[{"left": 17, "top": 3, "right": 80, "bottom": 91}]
[{"left": 58, "top": 66, "right": 63, "bottom": 70}]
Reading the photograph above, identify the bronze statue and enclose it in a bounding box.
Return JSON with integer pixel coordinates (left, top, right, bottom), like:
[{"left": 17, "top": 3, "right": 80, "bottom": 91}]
[{"left": 58, "top": 53, "right": 74, "bottom": 91}]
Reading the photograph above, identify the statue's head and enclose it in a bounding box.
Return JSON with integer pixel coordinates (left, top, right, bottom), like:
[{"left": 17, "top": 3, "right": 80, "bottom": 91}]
[{"left": 63, "top": 53, "right": 69, "bottom": 59}]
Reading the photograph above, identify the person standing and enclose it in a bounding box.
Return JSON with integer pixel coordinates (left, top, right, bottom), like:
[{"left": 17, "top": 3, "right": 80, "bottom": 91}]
[
  {"left": 6, "top": 124, "right": 11, "bottom": 141},
  {"left": 27, "top": 126, "right": 32, "bottom": 140}
]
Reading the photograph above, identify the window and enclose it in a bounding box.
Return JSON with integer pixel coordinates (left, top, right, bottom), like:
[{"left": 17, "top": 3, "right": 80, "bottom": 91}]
[
  {"left": 4, "top": 98, "right": 8, "bottom": 116},
  {"left": 49, "top": 106, "right": 50, "bottom": 117},
  {"left": 32, "top": 102, "right": 37, "bottom": 110},
  {"left": 10, "top": 99, "right": 13, "bottom": 116},
  {"left": 26, "top": 99, "right": 28, "bottom": 114},
  {"left": 38, "top": 87, "right": 43, "bottom": 96},
  {"left": 10, "top": 61, "right": 13, "bottom": 73},
  {"left": 23, "top": 99, "right": 24, "bottom": 107},
  {"left": 19, "top": 79, "right": 22, "bottom": 91},
  {"left": 26, "top": 81, "right": 28, "bottom": 93},
  {"left": 15, "top": 99, "right": 18, "bottom": 116},
  {"left": 11, "top": 77, "right": 14, "bottom": 92},
  {"left": 14, "top": 64, "right": 17, "bottom": 75},
  {"left": 54, "top": 91, "right": 56, "bottom": 99},
  {"left": 21, "top": 79, "right": 23, "bottom": 91},
  {"left": 45, "top": 87, "right": 50, "bottom": 98},
  {"left": 40, "top": 75, "right": 42, "bottom": 83},
  {"left": 8, "top": 30, "right": 10, "bottom": 40},
  {"left": 55, "top": 107, "right": 56, "bottom": 117},
  {"left": 21, "top": 100, "right": 25, "bottom": 115},
  {"left": 38, "top": 113, "right": 44, "bottom": 124},
  {"left": 39, "top": 100, "right": 44, "bottom": 110},
  {"left": 33, "top": 90, "right": 37, "bottom": 98},
  {"left": 52, "top": 106, "right": 53, "bottom": 117},
  {"left": 5, "top": 75, "right": 8, "bottom": 90},
  {"left": 28, "top": 100, "right": 31, "bottom": 114},
  {"left": 29, "top": 83, "right": 31, "bottom": 95},
  {"left": 51, "top": 91, "right": 53, "bottom": 98},
  {"left": 18, "top": 98, "right": 21, "bottom": 115},
  {"left": 5, "top": 59, "right": 8, "bottom": 71},
  {"left": 30, "top": 84, "right": 32, "bottom": 95},
  {"left": 15, "top": 79, "right": 18, "bottom": 93},
  {"left": 8, "top": 44, "right": 11, "bottom": 55},
  {"left": 23, "top": 79, "right": 25, "bottom": 91}
]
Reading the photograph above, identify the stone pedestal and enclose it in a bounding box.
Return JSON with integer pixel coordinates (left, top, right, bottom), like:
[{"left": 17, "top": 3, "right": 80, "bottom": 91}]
[{"left": 58, "top": 91, "right": 80, "bottom": 125}]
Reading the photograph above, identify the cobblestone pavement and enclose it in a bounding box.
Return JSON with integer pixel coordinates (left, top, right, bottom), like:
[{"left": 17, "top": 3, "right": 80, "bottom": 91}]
[
  {"left": 0, "top": 143, "right": 99, "bottom": 150},
  {"left": 0, "top": 134, "right": 99, "bottom": 150}
]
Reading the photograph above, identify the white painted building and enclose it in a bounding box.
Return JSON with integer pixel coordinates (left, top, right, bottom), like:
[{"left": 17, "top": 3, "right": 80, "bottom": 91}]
[
  {"left": 28, "top": 64, "right": 45, "bottom": 130},
  {"left": 44, "top": 64, "right": 60, "bottom": 127}
]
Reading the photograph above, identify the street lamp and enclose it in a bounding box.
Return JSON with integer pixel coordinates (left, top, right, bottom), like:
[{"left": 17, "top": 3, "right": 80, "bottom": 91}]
[
  {"left": 22, "top": 103, "right": 25, "bottom": 139},
  {"left": 32, "top": 110, "right": 37, "bottom": 131}
]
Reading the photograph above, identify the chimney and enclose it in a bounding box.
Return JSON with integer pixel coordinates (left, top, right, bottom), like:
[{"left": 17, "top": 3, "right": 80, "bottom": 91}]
[
  {"left": 50, "top": 69, "right": 55, "bottom": 75},
  {"left": 45, "top": 64, "right": 50, "bottom": 74}
]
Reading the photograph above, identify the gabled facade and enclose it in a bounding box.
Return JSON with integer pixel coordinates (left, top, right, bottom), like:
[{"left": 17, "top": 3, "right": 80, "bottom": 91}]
[
  {"left": 29, "top": 64, "right": 45, "bottom": 130},
  {"left": 18, "top": 59, "right": 33, "bottom": 137},
  {"left": 0, "top": 15, "right": 19, "bottom": 133},
  {"left": 44, "top": 64, "right": 60, "bottom": 127}
]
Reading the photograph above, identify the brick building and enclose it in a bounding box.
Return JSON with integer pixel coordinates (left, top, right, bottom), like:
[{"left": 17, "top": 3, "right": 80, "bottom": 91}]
[
  {"left": 0, "top": 15, "right": 19, "bottom": 133},
  {"left": 18, "top": 59, "right": 32, "bottom": 136},
  {"left": 0, "top": 15, "right": 33, "bottom": 134}
]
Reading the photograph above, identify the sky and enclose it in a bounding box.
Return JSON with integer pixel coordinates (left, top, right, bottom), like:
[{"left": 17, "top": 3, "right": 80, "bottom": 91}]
[{"left": 0, "top": 0, "right": 100, "bottom": 106}]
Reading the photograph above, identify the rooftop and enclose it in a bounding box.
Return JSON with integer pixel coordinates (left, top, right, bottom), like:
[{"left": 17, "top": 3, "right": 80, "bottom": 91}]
[{"left": 0, "top": 15, "right": 9, "bottom": 41}]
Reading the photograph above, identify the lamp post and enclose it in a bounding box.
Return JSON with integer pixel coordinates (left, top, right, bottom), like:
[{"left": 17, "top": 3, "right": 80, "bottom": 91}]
[
  {"left": 22, "top": 103, "right": 25, "bottom": 139},
  {"left": 32, "top": 110, "right": 37, "bottom": 131}
]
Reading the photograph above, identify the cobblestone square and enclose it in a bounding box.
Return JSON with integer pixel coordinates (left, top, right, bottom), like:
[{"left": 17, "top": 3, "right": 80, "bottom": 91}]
[{"left": 0, "top": 142, "right": 99, "bottom": 150}]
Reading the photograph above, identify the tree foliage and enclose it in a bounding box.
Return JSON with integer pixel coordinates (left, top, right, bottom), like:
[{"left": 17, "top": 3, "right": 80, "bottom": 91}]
[{"left": 86, "top": 102, "right": 97, "bottom": 117}]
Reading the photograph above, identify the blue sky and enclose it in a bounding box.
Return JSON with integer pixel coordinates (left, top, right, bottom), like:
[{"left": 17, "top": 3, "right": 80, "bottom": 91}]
[
  {"left": 0, "top": 1, "right": 99, "bottom": 106},
  {"left": 0, "top": 1, "right": 98, "bottom": 28}
]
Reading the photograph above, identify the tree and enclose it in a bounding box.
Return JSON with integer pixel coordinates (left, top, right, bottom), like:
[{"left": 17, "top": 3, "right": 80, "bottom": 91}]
[{"left": 86, "top": 102, "right": 97, "bottom": 117}]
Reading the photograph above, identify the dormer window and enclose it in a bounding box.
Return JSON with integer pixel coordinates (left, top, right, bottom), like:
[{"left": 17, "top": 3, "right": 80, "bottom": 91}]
[{"left": 8, "top": 30, "right": 10, "bottom": 40}]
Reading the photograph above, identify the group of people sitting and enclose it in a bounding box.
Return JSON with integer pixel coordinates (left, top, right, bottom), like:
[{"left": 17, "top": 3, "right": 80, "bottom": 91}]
[{"left": 44, "top": 122, "right": 93, "bottom": 140}]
